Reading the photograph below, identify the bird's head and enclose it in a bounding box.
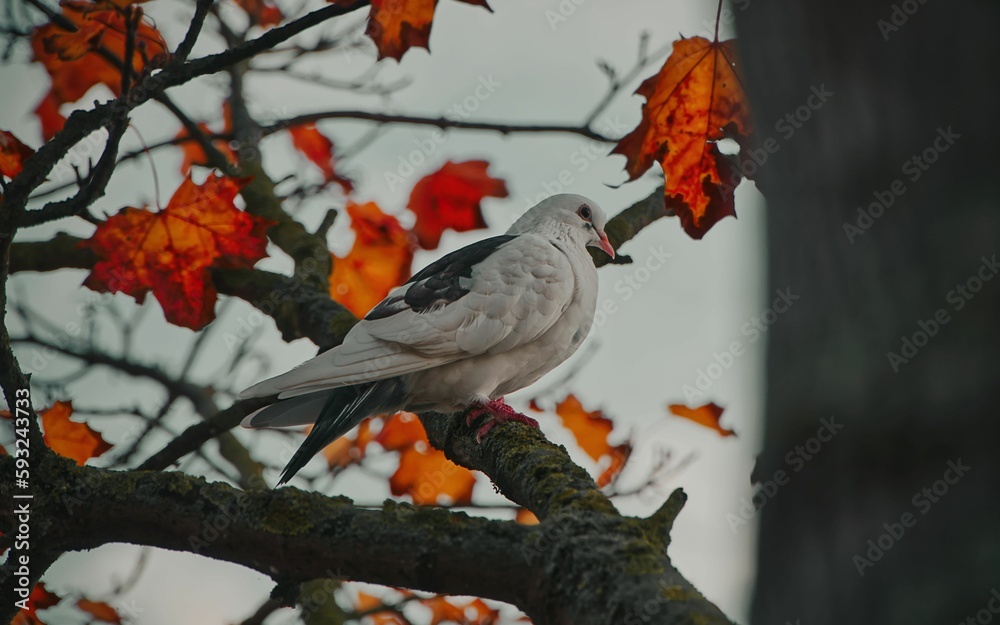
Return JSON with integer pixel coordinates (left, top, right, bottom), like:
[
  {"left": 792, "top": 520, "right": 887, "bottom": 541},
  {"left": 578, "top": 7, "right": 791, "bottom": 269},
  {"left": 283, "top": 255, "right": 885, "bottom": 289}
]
[{"left": 509, "top": 194, "right": 615, "bottom": 259}]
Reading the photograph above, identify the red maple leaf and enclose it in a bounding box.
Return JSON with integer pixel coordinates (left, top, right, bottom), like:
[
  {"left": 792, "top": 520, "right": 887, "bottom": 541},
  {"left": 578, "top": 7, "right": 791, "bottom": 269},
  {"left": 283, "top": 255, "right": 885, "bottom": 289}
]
[
  {"left": 408, "top": 160, "right": 508, "bottom": 249},
  {"left": 614, "top": 36, "right": 752, "bottom": 239},
  {"left": 233, "top": 0, "right": 283, "bottom": 27},
  {"left": 31, "top": 1, "right": 169, "bottom": 139},
  {"left": 361, "top": 0, "right": 493, "bottom": 61},
  {"left": 288, "top": 124, "right": 354, "bottom": 193},
  {"left": 81, "top": 173, "right": 273, "bottom": 330},
  {"left": 0, "top": 130, "right": 35, "bottom": 179}
]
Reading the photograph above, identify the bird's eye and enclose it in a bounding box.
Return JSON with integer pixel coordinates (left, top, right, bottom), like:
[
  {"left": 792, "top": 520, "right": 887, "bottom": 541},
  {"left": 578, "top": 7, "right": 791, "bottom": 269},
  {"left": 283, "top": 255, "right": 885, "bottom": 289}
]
[{"left": 578, "top": 205, "right": 592, "bottom": 221}]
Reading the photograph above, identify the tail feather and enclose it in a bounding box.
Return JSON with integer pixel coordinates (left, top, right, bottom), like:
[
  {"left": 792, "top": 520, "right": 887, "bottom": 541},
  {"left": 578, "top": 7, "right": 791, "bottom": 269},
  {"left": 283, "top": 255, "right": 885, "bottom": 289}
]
[
  {"left": 241, "top": 390, "right": 333, "bottom": 429},
  {"left": 277, "top": 377, "right": 407, "bottom": 485}
]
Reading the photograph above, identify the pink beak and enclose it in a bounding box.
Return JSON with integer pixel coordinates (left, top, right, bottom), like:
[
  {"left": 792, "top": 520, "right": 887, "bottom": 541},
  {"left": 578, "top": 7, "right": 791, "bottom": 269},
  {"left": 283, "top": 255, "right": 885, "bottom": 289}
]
[{"left": 597, "top": 231, "right": 615, "bottom": 259}]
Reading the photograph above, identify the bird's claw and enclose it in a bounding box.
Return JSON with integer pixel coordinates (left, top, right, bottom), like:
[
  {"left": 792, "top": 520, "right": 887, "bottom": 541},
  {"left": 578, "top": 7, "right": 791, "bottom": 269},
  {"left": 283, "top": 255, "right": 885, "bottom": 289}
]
[{"left": 465, "top": 398, "right": 539, "bottom": 443}]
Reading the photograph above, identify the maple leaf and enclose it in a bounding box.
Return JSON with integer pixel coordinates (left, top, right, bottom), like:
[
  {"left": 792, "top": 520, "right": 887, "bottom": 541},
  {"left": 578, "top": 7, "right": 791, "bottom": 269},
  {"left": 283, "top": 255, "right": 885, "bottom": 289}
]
[
  {"left": 667, "top": 402, "right": 735, "bottom": 437},
  {"left": 12, "top": 584, "right": 61, "bottom": 625},
  {"left": 76, "top": 599, "right": 123, "bottom": 624},
  {"left": 329, "top": 201, "right": 415, "bottom": 317},
  {"left": 408, "top": 160, "right": 508, "bottom": 250},
  {"left": 81, "top": 173, "right": 273, "bottom": 330},
  {"left": 39, "top": 401, "right": 112, "bottom": 465},
  {"left": 288, "top": 124, "right": 354, "bottom": 193},
  {"left": 233, "top": 0, "right": 284, "bottom": 27},
  {"left": 555, "top": 395, "right": 631, "bottom": 486},
  {"left": 378, "top": 413, "right": 476, "bottom": 505},
  {"left": 176, "top": 112, "right": 237, "bottom": 174},
  {"left": 596, "top": 442, "right": 632, "bottom": 488},
  {"left": 421, "top": 597, "right": 501, "bottom": 625},
  {"left": 375, "top": 412, "right": 425, "bottom": 451},
  {"left": 0, "top": 130, "right": 35, "bottom": 179},
  {"left": 613, "top": 36, "right": 752, "bottom": 239},
  {"left": 393, "top": 444, "right": 476, "bottom": 505},
  {"left": 515, "top": 508, "right": 539, "bottom": 525},
  {"left": 422, "top": 596, "right": 467, "bottom": 625},
  {"left": 362, "top": 0, "right": 492, "bottom": 61},
  {"left": 31, "top": 1, "right": 168, "bottom": 139},
  {"left": 555, "top": 394, "right": 615, "bottom": 462},
  {"left": 320, "top": 417, "right": 375, "bottom": 468},
  {"left": 355, "top": 592, "right": 408, "bottom": 625},
  {"left": 34, "top": 93, "right": 66, "bottom": 141}
]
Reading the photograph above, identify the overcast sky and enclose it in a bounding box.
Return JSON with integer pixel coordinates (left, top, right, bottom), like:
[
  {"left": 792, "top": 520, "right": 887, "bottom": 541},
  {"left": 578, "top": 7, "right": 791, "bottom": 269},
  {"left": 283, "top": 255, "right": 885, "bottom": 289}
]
[{"left": 1, "top": 0, "right": 770, "bottom": 622}]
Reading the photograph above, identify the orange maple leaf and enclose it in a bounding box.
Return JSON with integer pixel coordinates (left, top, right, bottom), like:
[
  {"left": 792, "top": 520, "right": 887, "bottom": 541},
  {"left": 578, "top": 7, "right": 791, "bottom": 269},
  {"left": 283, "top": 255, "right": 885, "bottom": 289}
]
[
  {"left": 76, "top": 599, "right": 123, "bottom": 624},
  {"left": 320, "top": 417, "right": 375, "bottom": 468},
  {"left": 12, "top": 583, "right": 61, "bottom": 625},
  {"left": 596, "top": 442, "right": 632, "bottom": 488},
  {"left": 375, "top": 412, "right": 425, "bottom": 451},
  {"left": 408, "top": 160, "right": 508, "bottom": 250},
  {"left": 614, "top": 36, "right": 752, "bottom": 239},
  {"left": 329, "top": 201, "right": 415, "bottom": 317},
  {"left": 288, "top": 124, "right": 354, "bottom": 193},
  {"left": 0, "top": 130, "right": 35, "bottom": 179},
  {"left": 555, "top": 394, "right": 631, "bottom": 486},
  {"left": 515, "top": 508, "right": 539, "bottom": 525},
  {"left": 355, "top": 592, "right": 408, "bottom": 625},
  {"left": 81, "top": 173, "right": 272, "bottom": 330},
  {"left": 176, "top": 105, "right": 237, "bottom": 174},
  {"left": 668, "top": 402, "right": 735, "bottom": 437},
  {"left": 377, "top": 413, "right": 476, "bottom": 505},
  {"left": 393, "top": 444, "right": 476, "bottom": 505},
  {"left": 233, "top": 0, "right": 283, "bottom": 27},
  {"left": 555, "top": 394, "right": 614, "bottom": 462},
  {"left": 31, "top": 1, "right": 168, "bottom": 139},
  {"left": 40, "top": 401, "right": 112, "bottom": 465},
  {"left": 362, "top": 0, "right": 492, "bottom": 61},
  {"left": 421, "top": 596, "right": 500, "bottom": 625}
]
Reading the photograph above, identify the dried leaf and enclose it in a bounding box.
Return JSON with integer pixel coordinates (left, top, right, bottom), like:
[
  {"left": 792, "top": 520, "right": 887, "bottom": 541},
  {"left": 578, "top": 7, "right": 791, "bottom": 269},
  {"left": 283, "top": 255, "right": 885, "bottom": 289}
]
[
  {"left": 515, "top": 508, "right": 539, "bottom": 525},
  {"left": 596, "top": 443, "right": 632, "bottom": 488},
  {"left": 329, "top": 201, "right": 414, "bottom": 317},
  {"left": 554, "top": 394, "right": 614, "bottom": 462},
  {"left": 233, "top": 0, "right": 283, "bottom": 27},
  {"left": 377, "top": 414, "right": 476, "bottom": 505},
  {"left": 375, "top": 412, "right": 425, "bottom": 451},
  {"left": 667, "top": 402, "right": 735, "bottom": 437},
  {"left": 288, "top": 124, "right": 353, "bottom": 192},
  {"left": 40, "top": 401, "right": 112, "bottom": 465},
  {"left": 176, "top": 122, "right": 236, "bottom": 174},
  {"left": 614, "top": 36, "right": 752, "bottom": 239},
  {"left": 76, "top": 599, "right": 122, "bottom": 624},
  {"left": 12, "top": 584, "right": 61, "bottom": 625},
  {"left": 0, "top": 130, "right": 35, "bottom": 179},
  {"left": 363, "top": 0, "right": 492, "bottom": 61},
  {"left": 31, "top": 1, "right": 168, "bottom": 139},
  {"left": 408, "top": 160, "right": 508, "bottom": 250},
  {"left": 81, "top": 173, "right": 272, "bottom": 330}
]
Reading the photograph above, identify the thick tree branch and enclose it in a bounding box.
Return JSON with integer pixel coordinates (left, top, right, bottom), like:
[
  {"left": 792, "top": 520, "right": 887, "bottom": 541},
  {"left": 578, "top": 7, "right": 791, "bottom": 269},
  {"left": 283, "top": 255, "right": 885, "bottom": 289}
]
[{"left": 0, "top": 431, "right": 730, "bottom": 625}]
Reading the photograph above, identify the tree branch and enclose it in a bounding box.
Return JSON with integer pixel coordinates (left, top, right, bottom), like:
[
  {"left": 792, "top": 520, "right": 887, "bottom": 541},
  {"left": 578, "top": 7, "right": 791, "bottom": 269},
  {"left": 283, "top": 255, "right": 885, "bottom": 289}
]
[
  {"left": 262, "top": 111, "right": 615, "bottom": 143},
  {"left": 0, "top": 429, "right": 730, "bottom": 625}
]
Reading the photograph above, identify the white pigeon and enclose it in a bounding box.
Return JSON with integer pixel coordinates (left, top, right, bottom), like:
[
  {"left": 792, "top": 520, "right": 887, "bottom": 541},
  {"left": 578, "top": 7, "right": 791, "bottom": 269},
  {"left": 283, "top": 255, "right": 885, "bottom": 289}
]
[{"left": 239, "top": 193, "right": 615, "bottom": 483}]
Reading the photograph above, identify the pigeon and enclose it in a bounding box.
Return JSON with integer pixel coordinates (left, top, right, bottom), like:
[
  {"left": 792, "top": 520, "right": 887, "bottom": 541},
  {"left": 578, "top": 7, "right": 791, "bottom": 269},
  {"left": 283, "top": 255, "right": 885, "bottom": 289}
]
[{"left": 239, "top": 193, "right": 615, "bottom": 484}]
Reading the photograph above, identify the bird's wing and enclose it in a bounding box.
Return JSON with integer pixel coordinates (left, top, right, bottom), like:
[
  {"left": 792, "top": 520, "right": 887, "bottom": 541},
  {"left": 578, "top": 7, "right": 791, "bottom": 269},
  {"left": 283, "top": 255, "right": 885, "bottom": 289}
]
[{"left": 239, "top": 234, "right": 576, "bottom": 399}]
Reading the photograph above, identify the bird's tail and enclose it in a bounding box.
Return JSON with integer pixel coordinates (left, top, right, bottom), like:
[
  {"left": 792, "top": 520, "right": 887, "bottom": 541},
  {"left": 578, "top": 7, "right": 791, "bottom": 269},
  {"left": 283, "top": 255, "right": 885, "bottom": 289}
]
[{"left": 275, "top": 378, "right": 407, "bottom": 485}]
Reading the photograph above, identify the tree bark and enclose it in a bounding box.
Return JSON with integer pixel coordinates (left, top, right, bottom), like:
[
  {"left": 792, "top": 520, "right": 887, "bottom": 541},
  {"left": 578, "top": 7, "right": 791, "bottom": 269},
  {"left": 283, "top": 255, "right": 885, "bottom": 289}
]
[
  {"left": 0, "top": 417, "right": 731, "bottom": 625},
  {"left": 736, "top": 2, "right": 1000, "bottom": 623}
]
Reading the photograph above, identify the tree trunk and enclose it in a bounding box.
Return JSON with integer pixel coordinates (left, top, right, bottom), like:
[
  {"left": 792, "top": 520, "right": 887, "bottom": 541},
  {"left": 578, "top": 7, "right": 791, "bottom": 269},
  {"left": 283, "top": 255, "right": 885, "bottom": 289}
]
[{"left": 736, "top": 2, "right": 1000, "bottom": 623}]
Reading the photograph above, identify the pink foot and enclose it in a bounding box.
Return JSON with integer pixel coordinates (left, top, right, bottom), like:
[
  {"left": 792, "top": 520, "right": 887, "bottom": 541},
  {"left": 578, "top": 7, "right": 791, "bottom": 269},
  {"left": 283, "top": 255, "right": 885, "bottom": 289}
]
[{"left": 465, "top": 397, "right": 539, "bottom": 442}]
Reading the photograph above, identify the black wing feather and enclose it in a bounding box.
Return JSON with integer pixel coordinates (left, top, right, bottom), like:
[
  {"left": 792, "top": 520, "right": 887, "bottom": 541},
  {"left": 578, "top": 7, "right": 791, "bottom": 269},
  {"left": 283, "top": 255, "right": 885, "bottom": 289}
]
[{"left": 365, "top": 234, "right": 517, "bottom": 320}]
